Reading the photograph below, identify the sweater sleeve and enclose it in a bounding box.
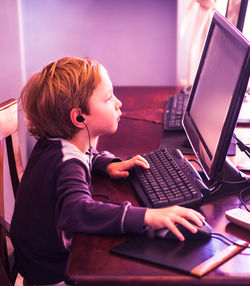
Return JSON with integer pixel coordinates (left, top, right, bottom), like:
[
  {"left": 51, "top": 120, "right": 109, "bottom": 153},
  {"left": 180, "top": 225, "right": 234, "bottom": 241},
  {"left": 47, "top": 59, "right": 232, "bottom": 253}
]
[
  {"left": 55, "top": 159, "right": 146, "bottom": 248},
  {"left": 90, "top": 147, "right": 121, "bottom": 176}
]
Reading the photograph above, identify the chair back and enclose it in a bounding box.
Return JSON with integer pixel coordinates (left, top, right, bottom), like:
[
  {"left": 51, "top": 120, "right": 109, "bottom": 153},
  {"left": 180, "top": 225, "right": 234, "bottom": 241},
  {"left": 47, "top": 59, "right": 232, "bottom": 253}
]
[{"left": 0, "top": 99, "right": 23, "bottom": 285}]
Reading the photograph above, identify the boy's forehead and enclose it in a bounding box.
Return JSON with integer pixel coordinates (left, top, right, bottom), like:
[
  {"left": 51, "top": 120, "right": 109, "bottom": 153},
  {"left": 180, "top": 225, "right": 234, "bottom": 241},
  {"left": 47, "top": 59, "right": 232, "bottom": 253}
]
[
  {"left": 89, "top": 66, "right": 112, "bottom": 103},
  {"left": 99, "top": 65, "right": 113, "bottom": 89}
]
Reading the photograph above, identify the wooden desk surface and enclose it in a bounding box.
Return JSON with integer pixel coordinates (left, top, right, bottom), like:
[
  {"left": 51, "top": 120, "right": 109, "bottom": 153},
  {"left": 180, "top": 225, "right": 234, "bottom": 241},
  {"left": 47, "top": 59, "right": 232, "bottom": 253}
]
[{"left": 65, "top": 87, "right": 250, "bottom": 286}]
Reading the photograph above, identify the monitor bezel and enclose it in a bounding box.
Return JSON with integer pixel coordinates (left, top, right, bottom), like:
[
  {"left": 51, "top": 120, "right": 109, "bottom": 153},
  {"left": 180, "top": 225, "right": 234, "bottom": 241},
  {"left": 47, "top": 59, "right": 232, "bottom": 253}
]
[{"left": 183, "top": 11, "right": 250, "bottom": 183}]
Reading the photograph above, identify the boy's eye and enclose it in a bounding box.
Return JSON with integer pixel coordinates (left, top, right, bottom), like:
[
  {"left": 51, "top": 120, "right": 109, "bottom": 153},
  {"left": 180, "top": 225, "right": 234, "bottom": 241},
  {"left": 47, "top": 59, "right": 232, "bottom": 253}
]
[{"left": 106, "top": 95, "right": 113, "bottom": 102}]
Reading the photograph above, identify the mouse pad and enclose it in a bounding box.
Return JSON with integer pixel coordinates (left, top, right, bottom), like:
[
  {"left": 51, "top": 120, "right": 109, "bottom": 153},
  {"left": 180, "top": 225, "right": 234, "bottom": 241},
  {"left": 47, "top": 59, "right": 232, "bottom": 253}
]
[{"left": 110, "top": 234, "right": 245, "bottom": 277}]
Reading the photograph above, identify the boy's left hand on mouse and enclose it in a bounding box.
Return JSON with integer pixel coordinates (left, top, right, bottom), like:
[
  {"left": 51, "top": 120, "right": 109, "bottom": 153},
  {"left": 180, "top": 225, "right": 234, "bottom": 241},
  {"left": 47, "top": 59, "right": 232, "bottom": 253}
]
[
  {"left": 144, "top": 206, "right": 205, "bottom": 241},
  {"left": 106, "top": 155, "right": 150, "bottom": 179}
]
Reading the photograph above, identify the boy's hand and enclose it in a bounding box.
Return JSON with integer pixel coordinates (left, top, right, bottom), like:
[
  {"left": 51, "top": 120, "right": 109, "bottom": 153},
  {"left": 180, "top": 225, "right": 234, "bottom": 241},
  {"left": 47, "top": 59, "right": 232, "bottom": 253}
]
[
  {"left": 106, "top": 155, "right": 150, "bottom": 179},
  {"left": 144, "top": 205, "right": 205, "bottom": 241}
]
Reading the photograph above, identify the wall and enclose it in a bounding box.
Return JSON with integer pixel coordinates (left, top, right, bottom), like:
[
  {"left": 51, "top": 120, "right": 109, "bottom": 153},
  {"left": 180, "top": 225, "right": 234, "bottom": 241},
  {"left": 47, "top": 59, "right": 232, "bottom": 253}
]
[
  {"left": 0, "top": 1, "right": 23, "bottom": 99},
  {"left": 21, "top": 0, "right": 177, "bottom": 86}
]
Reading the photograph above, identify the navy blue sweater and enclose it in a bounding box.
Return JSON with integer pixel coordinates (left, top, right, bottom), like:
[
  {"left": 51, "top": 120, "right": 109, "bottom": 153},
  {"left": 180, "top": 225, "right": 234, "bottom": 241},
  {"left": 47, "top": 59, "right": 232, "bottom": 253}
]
[{"left": 10, "top": 138, "right": 146, "bottom": 284}]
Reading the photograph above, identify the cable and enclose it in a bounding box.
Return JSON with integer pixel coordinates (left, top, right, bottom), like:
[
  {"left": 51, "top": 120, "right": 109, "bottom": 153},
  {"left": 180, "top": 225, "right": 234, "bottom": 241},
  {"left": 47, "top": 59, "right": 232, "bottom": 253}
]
[
  {"left": 233, "top": 133, "right": 250, "bottom": 158},
  {"left": 210, "top": 233, "right": 230, "bottom": 246},
  {"left": 121, "top": 115, "right": 161, "bottom": 124},
  {"left": 83, "top": 121, "right": 92, "bottom": 165},
  {"left": 220, "top": 178, "right": 250, "bottom": 184},
  {"left": 83, "top": 121, "right": 91, "bottom": 147},
  {"left": 187, "top": 158, "right": 249, "bottom": 186},
  {"left": 187, "top": 158, "right": 250, "bottom": 205},
  {"left": 187, "top": 159, "right": 224, "bottom": 196},
  {"left": 188, "top": 159, "right": 202, "bottom": 169},
  {"left": 239, "top": 186, "right": 250, "bottom": 212},
  {"left": 211, "top": 233, "right": 250, "bottom": 252},
  {"left": 92, "top": 194, "right": 110, "bottom": 202},
  {"left": 187, "top": 162, "right": 250, "bottom": 186}
]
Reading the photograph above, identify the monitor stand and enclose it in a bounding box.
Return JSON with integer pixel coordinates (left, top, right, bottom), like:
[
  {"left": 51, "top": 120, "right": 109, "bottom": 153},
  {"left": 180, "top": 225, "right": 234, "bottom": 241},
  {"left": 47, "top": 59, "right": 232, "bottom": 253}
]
[{"left": 203, "top": 158, "right": 250, "bottom": 202}]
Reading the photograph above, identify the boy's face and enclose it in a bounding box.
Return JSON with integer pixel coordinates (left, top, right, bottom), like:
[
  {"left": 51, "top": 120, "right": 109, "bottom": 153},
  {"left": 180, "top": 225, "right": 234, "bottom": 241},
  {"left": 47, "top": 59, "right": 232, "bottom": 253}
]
[{"left": 85, "top": 66, "right": 122, "bottom": 137}]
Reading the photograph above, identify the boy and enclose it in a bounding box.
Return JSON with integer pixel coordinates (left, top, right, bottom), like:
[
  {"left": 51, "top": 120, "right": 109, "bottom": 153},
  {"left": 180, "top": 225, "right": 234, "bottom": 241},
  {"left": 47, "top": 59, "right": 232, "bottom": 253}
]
[{"left": 10, "top": 57, "right": 204, "bottom": 285}]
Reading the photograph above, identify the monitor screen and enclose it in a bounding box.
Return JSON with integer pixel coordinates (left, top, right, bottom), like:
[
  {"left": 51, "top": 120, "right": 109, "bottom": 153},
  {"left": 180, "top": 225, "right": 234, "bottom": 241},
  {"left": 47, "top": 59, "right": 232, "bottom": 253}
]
[{"left": 183, "top": 11, "right": 250, "bottom": 183}]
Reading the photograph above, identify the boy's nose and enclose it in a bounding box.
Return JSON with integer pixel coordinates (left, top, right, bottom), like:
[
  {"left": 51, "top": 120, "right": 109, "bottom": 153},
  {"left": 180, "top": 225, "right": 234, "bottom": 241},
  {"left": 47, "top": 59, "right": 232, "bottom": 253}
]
[{"left": 115, "top": 96, "right": 122, "bottom": 109}]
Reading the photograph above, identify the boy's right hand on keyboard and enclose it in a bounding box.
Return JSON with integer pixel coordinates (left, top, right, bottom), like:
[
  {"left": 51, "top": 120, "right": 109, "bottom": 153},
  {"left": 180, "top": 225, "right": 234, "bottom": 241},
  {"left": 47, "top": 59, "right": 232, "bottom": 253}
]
[
  {"left": 144, "top": 205, "right": 205, "bottom": 241},
  {"left": 106, "top": 155, "right": 150, "bottom": 179}
]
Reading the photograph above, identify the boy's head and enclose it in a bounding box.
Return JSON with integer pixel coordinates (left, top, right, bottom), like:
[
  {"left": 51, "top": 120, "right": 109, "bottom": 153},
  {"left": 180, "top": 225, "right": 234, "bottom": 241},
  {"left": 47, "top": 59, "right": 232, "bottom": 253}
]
[{"left": 21, "top": 57, "right": 102, "bottom": 139}]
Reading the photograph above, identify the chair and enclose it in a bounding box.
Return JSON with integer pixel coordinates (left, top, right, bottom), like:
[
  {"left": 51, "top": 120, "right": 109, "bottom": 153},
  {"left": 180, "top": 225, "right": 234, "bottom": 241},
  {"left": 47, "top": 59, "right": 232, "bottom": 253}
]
[{"left": 0, "top": 99, "right": 24, "bottom": 285}]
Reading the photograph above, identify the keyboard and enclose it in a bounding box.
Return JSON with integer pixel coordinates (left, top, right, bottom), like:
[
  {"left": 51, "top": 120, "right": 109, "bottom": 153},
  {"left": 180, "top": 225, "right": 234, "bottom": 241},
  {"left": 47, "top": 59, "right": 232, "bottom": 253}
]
[
  {"left": 163, "top": 93, "right": 188, "bottom": 131},
  {"left": 163, "top": 85, "right": 192, "bottom": 131},
  {"left": 128, "top": 148, "right": 206, "bottom": 208}
]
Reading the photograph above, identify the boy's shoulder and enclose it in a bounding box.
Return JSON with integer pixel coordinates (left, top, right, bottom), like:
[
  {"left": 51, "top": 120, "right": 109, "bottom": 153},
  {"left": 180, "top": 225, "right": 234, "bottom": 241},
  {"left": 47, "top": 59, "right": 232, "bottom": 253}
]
[
  {"left": 57, "top": 138, "right": 90, "bottom": 167},
  {"left": 36, "top": 138, "right": 90, "bottom": 167}
]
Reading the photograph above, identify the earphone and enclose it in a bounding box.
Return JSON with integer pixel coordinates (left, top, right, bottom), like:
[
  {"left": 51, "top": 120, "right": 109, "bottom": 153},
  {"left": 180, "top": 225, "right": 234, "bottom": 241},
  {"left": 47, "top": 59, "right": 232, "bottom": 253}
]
[
  {"left": 76, "top": 115, "right": 85, "bottom": 122},
  {"left": 76, "top": 114, "right": 91, "bottom": 164}
]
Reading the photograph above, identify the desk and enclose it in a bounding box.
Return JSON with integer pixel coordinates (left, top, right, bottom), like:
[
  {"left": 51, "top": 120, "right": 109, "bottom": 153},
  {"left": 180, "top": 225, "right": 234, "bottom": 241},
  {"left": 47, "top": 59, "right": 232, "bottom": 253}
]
[{"left": 65, "top": 87, "right": 250, "bottom": 286}]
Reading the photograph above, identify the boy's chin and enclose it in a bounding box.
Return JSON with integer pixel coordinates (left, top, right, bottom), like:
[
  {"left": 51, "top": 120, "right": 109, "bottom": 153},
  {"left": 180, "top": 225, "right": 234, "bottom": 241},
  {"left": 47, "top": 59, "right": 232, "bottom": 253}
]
[
  {"left": 109, "top": 127, "right": 118, "bottom": 134},
  {"left": 101, "top": 126, "right": 118, "bottom": 136},
  {"left": 109, "top": 123, "right": 119, "bottom": 134}
]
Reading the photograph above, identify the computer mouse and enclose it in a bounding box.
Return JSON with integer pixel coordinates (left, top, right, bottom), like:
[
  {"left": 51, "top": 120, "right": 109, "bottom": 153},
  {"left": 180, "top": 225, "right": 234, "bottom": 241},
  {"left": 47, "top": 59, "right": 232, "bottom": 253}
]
[{"left": 155, "top": 220, "right": 212, "bottom": 240}]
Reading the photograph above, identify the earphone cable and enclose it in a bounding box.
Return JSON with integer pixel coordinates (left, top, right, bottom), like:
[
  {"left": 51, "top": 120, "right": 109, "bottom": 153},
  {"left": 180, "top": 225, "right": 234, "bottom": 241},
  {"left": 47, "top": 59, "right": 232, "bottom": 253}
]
[{"left": 83, "top": 121, "right": 92, "bottom": 165}]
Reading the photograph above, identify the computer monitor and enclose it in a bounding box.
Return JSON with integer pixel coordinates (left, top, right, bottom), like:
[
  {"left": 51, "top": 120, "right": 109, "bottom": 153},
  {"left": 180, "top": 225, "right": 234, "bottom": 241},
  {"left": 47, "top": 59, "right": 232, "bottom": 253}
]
[
  {"left": 183, "top": 11, "right": 250, "bottom": 186},
  {"left": 226, "top": 0, "right": 248, "bottom": 32}
]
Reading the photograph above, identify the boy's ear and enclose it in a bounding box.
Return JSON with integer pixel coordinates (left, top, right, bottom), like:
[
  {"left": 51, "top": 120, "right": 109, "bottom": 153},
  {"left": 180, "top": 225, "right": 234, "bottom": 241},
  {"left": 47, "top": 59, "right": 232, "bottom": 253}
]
[{"left": 70, "top": 108, "right": 85, "bottom": 127}]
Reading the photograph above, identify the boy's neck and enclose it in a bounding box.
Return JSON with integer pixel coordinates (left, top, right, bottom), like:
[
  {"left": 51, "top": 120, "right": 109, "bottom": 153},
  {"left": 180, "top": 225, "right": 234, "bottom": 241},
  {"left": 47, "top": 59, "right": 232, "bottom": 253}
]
[{"left": 68, "top": 131, "right": 97, "bottom": 154}]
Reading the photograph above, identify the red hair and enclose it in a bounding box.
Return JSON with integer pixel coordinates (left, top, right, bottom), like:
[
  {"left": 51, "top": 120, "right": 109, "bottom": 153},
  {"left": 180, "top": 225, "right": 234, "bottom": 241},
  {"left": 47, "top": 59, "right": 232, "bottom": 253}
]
[{"left": 20, "top": 57, "right": 101, "bottom": 139}]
